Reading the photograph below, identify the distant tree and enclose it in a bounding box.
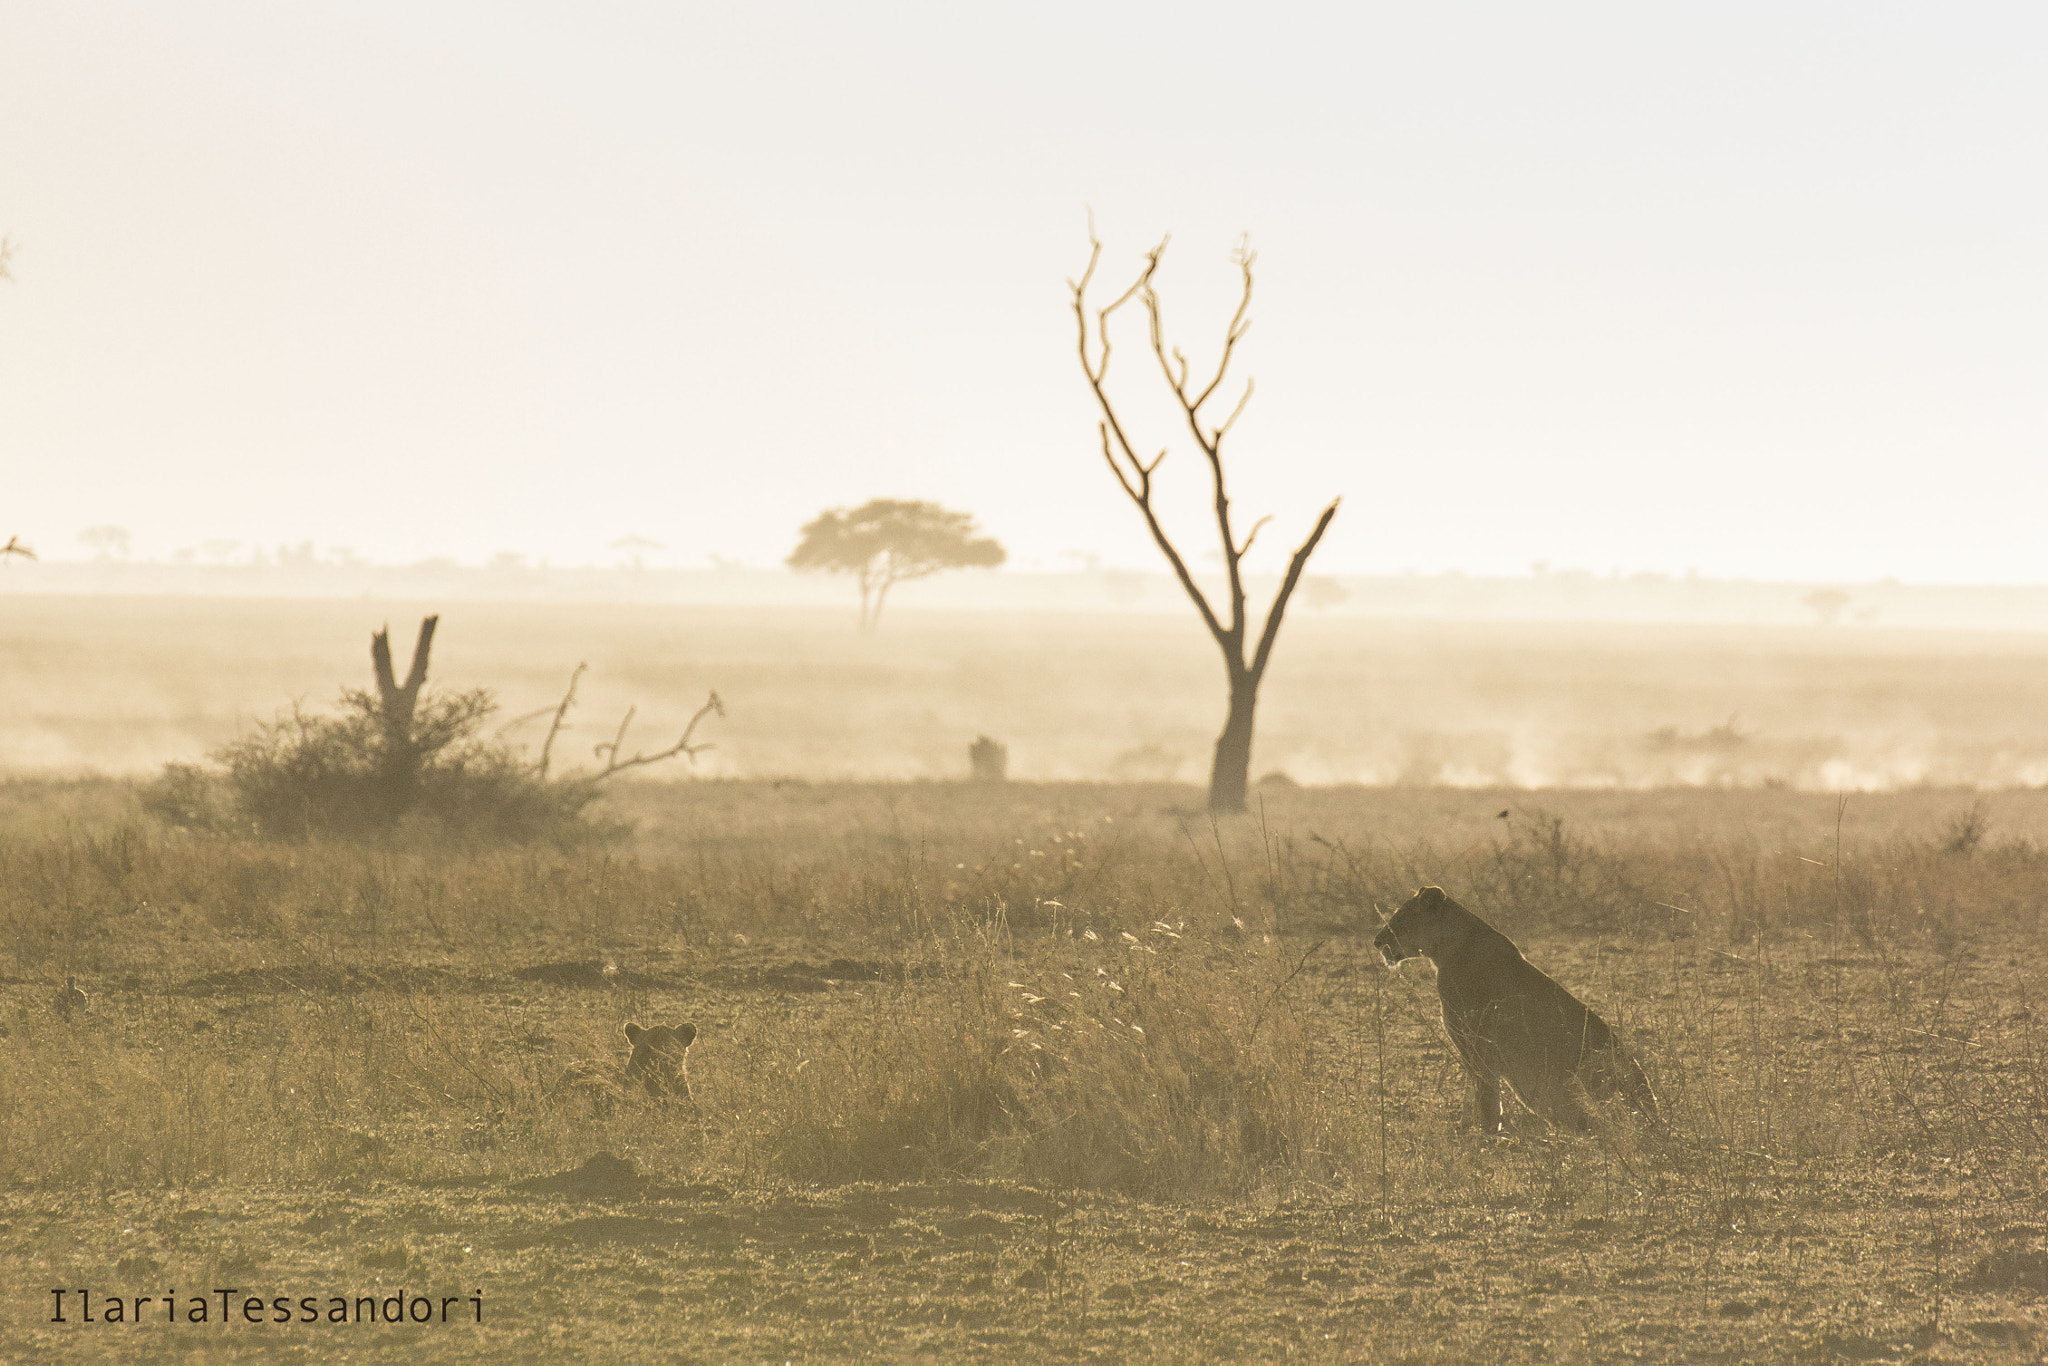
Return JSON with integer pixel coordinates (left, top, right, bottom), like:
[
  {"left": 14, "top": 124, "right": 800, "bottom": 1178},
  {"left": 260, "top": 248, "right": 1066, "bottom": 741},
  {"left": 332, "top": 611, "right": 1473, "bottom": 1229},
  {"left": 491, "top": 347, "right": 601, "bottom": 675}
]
[
  {"left": 79, "top": 525, "right": 130, "bottom": 560},
  {"left": 1070, "top": 228, "right": 1339, "bottom": 814},
  {"left": 1802, "top": 587, "right": 1850, "bottom": 627},
  {"left": 1299, "top": 575, "right": 1349, "bottom": 611},
  {"left": 1, "top": 536, "right": 34, "bottom": 563},
  {"left": 0, "top": 236, "right": 14, "bottom": 282},
  {"left": 610, "top": 534, "right": 663, "bottom": 569},
  {"left": 788, "top": 499, "right": 1005, "bottom": 631}
]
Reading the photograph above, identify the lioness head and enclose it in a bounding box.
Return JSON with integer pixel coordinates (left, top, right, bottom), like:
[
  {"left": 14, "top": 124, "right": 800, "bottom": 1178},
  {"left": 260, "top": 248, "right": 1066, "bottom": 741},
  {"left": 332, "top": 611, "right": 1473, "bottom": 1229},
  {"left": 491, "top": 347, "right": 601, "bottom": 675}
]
[
  {"left": 622, "top": 1021, "right": 697, "bottom": 1099},
  {"left": 1374, "top": 886, "right": 1463, "bottom": 966}
]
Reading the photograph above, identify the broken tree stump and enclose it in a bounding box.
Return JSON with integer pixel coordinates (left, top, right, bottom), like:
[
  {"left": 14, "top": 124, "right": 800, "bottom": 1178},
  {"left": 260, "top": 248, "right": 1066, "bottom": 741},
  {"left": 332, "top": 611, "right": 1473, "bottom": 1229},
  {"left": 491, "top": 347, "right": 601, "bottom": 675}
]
[
  {"left": 969, "top": 735, "right": 1008, "bottom": 784},
  {"left": 369, "top": 615, "right": 438, "bottom": 813}
]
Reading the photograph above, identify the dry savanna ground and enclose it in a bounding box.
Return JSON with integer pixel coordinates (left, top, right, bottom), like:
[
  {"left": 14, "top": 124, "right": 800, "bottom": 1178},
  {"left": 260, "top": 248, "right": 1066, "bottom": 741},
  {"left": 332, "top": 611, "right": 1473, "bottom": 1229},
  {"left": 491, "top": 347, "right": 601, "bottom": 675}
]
[{"left": 3, "top": 779, "right": 2048, "bottom": 1361}]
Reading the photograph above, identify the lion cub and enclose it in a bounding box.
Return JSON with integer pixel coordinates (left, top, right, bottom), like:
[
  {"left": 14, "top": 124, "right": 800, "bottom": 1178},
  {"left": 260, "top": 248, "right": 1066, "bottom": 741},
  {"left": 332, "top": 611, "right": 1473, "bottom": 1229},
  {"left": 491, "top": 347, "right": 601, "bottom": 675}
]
[
  {"left": 551, "top": 1021, "right": 699, "bottom": 1114},
  {"left": 1376, "top": 887, "right": 1658, "bottom": 1134},
  {"left": 622, "top": 1021, "right": 697, "bottom": 1101}
]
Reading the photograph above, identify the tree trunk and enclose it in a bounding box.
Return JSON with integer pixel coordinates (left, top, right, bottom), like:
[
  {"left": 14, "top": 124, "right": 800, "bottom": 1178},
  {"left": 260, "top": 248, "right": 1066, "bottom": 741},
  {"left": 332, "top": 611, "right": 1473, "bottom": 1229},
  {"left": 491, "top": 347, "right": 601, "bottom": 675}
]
[
  {"left": 1207, "top": 675, "right": 1258, "bottom": 814},
  {"left": 370, "top": 615, "right": 438, "bottom": 815},
  {"left": 968, "top": 735, "right": 1008, "bottom": 783},
  {"left": 868, "top": 571, "right": 895, "bottom": 632}
]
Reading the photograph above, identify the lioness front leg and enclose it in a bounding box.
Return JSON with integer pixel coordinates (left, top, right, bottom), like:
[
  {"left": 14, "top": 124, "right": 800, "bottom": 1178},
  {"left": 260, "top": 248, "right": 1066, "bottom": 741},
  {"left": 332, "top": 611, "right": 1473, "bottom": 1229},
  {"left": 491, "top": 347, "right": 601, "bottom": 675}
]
[{"left": 1475, "top": 1073, "right": 1505, "bottom": 1134}]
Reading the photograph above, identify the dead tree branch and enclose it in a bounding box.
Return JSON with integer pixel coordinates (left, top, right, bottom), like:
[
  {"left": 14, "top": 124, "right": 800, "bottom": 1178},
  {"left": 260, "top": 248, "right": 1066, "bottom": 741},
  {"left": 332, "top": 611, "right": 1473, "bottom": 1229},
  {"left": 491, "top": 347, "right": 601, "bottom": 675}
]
[
  {"left": 590, "top": 691, "right": 725, "bottom": 782},
  {"left": 494, "top": 705, "right": 557, "bottom": 736},
  {"left": 536, "top": 662, "right": 586, "bottom": 780}
]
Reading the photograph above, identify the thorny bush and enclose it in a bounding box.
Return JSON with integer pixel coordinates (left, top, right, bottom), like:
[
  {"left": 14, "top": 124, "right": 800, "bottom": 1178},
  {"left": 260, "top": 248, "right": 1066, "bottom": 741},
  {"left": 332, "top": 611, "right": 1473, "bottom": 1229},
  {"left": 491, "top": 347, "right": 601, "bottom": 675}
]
[{"left": 143, "top": 687, "right": 600, "bottom": 843}]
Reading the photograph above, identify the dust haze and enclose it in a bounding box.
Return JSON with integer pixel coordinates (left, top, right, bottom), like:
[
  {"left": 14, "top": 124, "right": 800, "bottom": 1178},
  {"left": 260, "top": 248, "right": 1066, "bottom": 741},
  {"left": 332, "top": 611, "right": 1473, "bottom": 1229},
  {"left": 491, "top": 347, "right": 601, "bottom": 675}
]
[
  {"left": 7, "top": 591, "right": 2048, "bottom": 793},
  {"left": 14, "top": 5, "right": 2048, "bottom": 1361}
]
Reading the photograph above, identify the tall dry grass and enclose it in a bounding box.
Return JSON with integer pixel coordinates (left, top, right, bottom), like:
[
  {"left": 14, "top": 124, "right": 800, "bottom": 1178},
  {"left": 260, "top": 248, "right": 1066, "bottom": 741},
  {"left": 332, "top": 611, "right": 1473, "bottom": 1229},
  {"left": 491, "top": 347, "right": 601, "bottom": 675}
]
[
  {"left": 757, "top": 904, "right": 1339, "bottom": 1198},
  {"left": 2, "top": 777, "right": 2046, "bottom": 1219}
]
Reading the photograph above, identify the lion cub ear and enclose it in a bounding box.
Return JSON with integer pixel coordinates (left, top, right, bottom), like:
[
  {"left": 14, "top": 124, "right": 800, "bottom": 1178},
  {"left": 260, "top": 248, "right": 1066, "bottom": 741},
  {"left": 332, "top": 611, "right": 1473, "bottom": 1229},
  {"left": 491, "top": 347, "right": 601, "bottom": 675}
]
[
  {"left": 623, "top": 1022, "right": 647, "bottom": 1046},
  {"left": 1418, "top": 886, "right": 1447, "bottom": 905},
  {"left": 670, "top": 1023, "right": 698, "bottom": 1049}
]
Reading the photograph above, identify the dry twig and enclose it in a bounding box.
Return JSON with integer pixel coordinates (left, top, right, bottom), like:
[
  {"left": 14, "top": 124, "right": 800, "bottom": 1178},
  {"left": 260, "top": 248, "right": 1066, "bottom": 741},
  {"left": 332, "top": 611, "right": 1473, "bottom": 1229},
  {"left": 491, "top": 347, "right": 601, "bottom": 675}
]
[{"left": 592, "top": 691, "right": 725, "bottom": 781}]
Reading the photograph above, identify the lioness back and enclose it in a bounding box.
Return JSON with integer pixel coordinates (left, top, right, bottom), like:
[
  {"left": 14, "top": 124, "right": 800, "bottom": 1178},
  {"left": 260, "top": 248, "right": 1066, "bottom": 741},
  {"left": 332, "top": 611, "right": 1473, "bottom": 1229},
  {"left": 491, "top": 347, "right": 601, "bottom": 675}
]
[{"left": 1377, "top": 886, "right": 1657, "bottom": 1133}]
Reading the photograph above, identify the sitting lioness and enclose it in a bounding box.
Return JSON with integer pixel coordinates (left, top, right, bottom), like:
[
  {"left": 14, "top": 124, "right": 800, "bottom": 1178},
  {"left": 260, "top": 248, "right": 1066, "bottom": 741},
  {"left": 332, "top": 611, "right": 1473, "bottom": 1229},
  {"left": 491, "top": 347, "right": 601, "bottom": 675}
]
[
  {"left": 622, "top": 1021, "right": 697, "bottom": 1101},
  {"left": 1376, "top": 887, "right": 1658, "bottom": 1134}
]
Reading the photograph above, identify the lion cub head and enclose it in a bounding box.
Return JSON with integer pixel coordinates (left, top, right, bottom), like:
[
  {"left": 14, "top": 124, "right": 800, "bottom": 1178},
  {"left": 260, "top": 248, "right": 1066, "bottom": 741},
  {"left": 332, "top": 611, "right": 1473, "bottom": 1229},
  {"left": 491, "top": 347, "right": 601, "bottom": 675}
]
[
  {"left": 1375, "top": 886, "right": 1473, "bottom": 966},
  {"left": 622, "top": 1021, "right": 697, "bottom": 1100}
]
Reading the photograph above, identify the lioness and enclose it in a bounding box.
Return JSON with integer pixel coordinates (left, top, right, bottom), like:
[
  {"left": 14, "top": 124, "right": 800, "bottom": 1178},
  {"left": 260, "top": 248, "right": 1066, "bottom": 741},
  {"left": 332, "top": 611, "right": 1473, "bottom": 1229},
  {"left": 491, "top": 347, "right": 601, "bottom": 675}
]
[
  {"left": 622, "top": 1021, "right": 697, "bottom": 1101},
  {"left": 1375, "top": 887, "right": 1657, "bottom": 1134}
]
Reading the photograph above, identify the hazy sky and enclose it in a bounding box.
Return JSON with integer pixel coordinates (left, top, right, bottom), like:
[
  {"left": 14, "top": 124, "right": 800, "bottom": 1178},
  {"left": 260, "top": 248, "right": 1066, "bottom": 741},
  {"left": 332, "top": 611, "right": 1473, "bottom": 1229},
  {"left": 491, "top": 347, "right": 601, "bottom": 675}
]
[{"left": 3, "top": 3, "right": 2046, "bottom": 581}]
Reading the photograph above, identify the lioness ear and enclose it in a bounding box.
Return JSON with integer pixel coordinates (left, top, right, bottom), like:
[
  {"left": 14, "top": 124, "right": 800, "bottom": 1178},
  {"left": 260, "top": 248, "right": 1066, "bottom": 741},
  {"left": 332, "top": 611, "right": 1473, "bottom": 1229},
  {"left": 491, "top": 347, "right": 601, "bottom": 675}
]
[
  {"left": 623, "top": 1023, "right": 646, "bottom": 1045},
  {"left": 1419, "top": 886, "right": 1446, "bottom": 904},
  {"left": 673, "top": 1023, "right": 698, "bottom": 1048}
]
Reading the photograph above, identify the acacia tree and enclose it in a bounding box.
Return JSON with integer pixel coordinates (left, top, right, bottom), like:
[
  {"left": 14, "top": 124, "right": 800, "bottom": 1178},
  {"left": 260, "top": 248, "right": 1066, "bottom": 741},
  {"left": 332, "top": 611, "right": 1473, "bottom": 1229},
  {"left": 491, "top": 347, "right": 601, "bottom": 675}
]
[
  {"left": 1071, "top": 231, "right": 1340, "bottom": 814},
  {"left": 788, "top": 498, "right": 1005, "bottom": 630}
]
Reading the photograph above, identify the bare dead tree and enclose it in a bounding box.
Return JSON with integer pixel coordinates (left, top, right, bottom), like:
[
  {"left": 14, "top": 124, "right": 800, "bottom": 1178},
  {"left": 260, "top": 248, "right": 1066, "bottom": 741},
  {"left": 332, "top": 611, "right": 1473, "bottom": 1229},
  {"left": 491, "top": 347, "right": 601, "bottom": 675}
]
[
  {"left": 1071, "top": 228, "right": 1340, "bottom": 814},
  {"left": 1, "top": 536, "right": 35, "bottom": 562}
]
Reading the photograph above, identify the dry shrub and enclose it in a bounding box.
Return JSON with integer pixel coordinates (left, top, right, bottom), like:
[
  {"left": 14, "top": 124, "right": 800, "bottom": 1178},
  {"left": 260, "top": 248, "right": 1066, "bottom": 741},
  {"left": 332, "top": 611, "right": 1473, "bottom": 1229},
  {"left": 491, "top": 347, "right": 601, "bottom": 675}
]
[
  {"left": 141, "top": 688, "right": 600, "bottom": 844},
  {"left": 762, "top": 912, "right": 1345, "bottom": 1200}
]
